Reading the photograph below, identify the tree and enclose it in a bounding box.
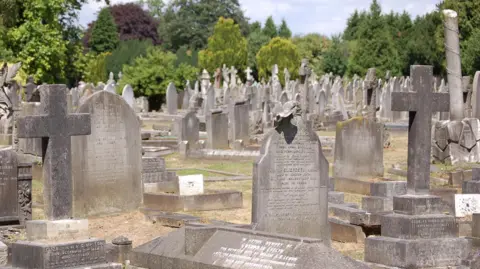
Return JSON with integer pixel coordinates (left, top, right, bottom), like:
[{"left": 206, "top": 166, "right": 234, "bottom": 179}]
[
  {"left": 293, "top": 33, "right": 330, "bottom": 75},
  {"left": 82, "top": 52, "right": 110, "bottom": 83},
  {"left": 278, "top": 19, "right": 292, "bottom": 38},
  {"left": 119, "top": 47, "right": 198, "bottom": 100},
  {"left": 106, "top": 39, "right": 152, "bottom": 77},
  {"left": 263, "top": 16, "right": 277, "bottom": 38},
  {"left": 138, "top": 0, "right": 164, "bottom": 18},
  {"left": 343, "top": 10, "right": 368, "bottom": 41},
  {"left": 461, "top": 29, "right": 480, "bottom": 76},
  {"left": 346, "top": 0, "right": 402, "bottom": 77},
  {"left": 159, "top": 0, "right": 249, "bottom": 51},
  {"left": 198, "top": 17, "right": 247, "bottom": 73},
  {"left": 110, "top": 3, "right": 160, "bottom": 44},
  {"left": 247, "top": 30, "right": 270, "bottom": 77},
  {"left": 90, "top": 8, "right": 119, "bottom": 53},
  {"left": 322, "top": 35, "right": 348, "bottom": 76},
  {"left": 249, "top": 21, "right": 262, "bottom": 33},
  {"left": 256, "top": 37, "right": 300, "bottom": 83}
]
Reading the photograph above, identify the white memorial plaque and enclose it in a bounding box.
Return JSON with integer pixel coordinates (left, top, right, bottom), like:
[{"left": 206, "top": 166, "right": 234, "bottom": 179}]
[
  {"left": 178, "top": 174, "right": 204, "bottom": 196},
  {"left": 455, "top": 194, "right": 480, "bottom": 217}
]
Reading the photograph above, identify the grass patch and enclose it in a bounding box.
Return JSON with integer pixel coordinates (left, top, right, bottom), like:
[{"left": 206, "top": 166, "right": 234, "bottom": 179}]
[
  {"left": 165, "top": 153, "right": 253, "bottom": 176},
  {"left": 175, "top": 169, "right": 222, "bottom": 177}
]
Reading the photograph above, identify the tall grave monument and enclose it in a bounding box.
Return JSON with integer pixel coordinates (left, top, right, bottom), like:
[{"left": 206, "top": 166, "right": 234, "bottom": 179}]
[
  {"left": 252, "top": 101, "right": 330, "bottom": 243},
  {"left": 12, "top": 85, "right": 121, "bottom": 269},
  {"left": 365, "top": 66, "right": 469, "bottom": 268}
]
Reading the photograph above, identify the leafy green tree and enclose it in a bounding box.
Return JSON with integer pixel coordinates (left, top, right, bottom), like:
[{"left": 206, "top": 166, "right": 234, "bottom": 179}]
[
  {"left": 119, "top": 47, "right": 198, "bottom": 99},
  {"left": 249, "top": 21, "right": 262, "bottom": 33},
  {"left": 256, "top": 37, "right": 300, "bottom": 83},
  {"left": 263, "top": 16, "right": 277, "bottom": 39},
  {"left": 278, "top": 19, "right": 292, "bottom": 38},
  {"left": 322, "top": 35, "right": 348, "bottom": 76},
  {"left": 82, "top": 52, "right": 110, "bottom": 83},
  {"left": 106, "top": 39, "right": 152, "bottom": 77},
  {"left": 176, "top": 46, "right": 198, "bottom": 67},
  {"left": 346, "top": 0, "right": 402, "bottom": 77},
  {"left": 90, "top": 8, "right": 119, "bottom": 53},
  {"left": 343, "top": 10, "right": 368, "bottom": 41},
  {"left": 461, "top": 29, "right": 480, "bottom": 75},
  {"left": 293, "top": 33, "right": 330, "bottom": 75},
  {"left": 138, "top": 0, "right": 164, "bottom": 18},
  {"left": 247, "top": 30, "right": 270, "bottom": 77},
  {"left": 159, "top": 0, "right": 249, "bottom": 51},
  {"left": 198, "top": 17, "right": 247, "bottom": 73}
]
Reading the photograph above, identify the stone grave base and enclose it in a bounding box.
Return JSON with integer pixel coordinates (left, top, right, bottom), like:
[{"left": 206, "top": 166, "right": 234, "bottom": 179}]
[
  {"left": 130, "top": 225, "right": 371, "bottom": 269},
  {"left": 143, "top": 189, "right": 243, "bottom": 212},
  {"left": 463, "top": 180, "right": 480, "bottom": 193},
  {"left": 25, "top": 219, "right": 88, "bottom": 241},
  {"left": 365, "top": 236, "right": 469, "bottom": 268},
  {"left": 8, "top": 239, "right": 122, "bottom": 269}
]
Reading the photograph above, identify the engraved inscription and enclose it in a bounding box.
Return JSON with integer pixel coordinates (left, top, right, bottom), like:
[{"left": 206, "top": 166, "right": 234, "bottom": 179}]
[
  {"left": 0, "top": 151, "right": 18, "bottom": 217},
  {"left": 410, "top": 218, "right": 452, "bottom": 238},
  {"left": 142, "top": 157, "right": 164, "bottom": 183},
  {"left": 262, "top": 127, "right": 321, "bottom": 220},
  {"left": 45, "top": 241, "right": 104, "bottom": 269},
  {"left": 212, "top": 238, "right": 298, "bottom": 269},
  {"left": 84, "top": 103, "right": 128, "bottom": 183}
]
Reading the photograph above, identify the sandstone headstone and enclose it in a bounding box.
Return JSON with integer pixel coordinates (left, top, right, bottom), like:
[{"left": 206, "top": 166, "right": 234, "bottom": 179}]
[
  {"left": 252, "top": 101, "right": 330, "bottom": 242},
  {"left": 334, "top": 117, "right": 384, "bottom": 179},
  {"left": 72, "top": 91, "right": 142, "bottom": 218}
]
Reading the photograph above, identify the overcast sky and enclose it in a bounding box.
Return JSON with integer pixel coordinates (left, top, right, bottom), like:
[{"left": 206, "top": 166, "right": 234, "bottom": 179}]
[{"left": 79, "top": 0, "right": 440, "bottom": 36}]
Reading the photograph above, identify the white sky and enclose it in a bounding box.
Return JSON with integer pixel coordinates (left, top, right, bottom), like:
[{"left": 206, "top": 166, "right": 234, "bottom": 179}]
[{"left": 79, "top": 0, "right": 440, "bottom": 36}]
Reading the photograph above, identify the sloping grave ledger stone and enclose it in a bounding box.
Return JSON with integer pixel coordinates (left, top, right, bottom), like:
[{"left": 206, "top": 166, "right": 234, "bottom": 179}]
[{"left": 130, "top": 225, "right": 370, "bottom": 269}]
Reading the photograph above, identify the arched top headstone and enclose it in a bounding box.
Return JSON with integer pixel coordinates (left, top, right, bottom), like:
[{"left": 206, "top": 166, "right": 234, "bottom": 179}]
[
  {"left": 122, "top": 84, "right": 135, "bottom": 108},
  {"left": 72, "top": 90, "right": 142, "bottom": 218}
]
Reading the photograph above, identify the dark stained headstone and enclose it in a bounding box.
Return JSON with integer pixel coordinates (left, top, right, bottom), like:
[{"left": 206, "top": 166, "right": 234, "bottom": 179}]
[
  {"left": 0, "top": 149, "right": 18, "bottom": 224},
  {"left": 71, "top": 91, "right": 142, "bottom": 218},
  {"left": 252, "top": 102, "right": 330, "bottom": 242},
  {"left": 23, "top": 76, "right": 37, "bottom": 102},
  {"left": 17, "top": 85, "right": 91, "bottom": 220},
  {"left": 206, "top": 109, "right": 229, "bottom": 149},
  {"left": 177, "top": 111, "right": 199, "bottom": 146},
  {"left": 142, "top": 157, "right": 166, "bottom": 184},
  {"left": 391, "top": 66, "right": 449, "bottom": 194},
  {"left": 231, "top": 101, "right": 249, "bottom": 143}
]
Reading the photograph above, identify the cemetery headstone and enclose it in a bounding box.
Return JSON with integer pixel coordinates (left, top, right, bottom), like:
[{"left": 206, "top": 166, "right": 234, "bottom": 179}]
[
  {"left": 231, "top": 101, "right": 250, "bottom": 144},
  {"left": 121, "top": 84, "right": 135, "bottom": 108},
  {"left": 365, "top": 66, "right": 468, "bottom": 268},
  {"left": 206, "top": 109, "right": 229, "bottom": 149},
  {"left": 166, "top": 82, "right": 178, "bottom": 114},
  {"left": 252, "top": 101, "right": 330, "bottom": 242},
  {"left": 455, "top": 194, "right": 480, "bottom": 217},
  {"left": 71, "top": 90, "right": 142, "bottom": 218},
  {"left": 104, "top": 83, "right": 116, "bottom": 94},
  {"left": 463, "top": 168, "right": 480, "bottom": 193},
  {"left": 142, "top": 157, "right": 166, "bottom": 184},
  {"left": 334, "top": 117, "right": 384, "bottom": 179},
  {"left": 177, "top": 110, "right": 199, "bottom": 147},
  {"left": 0, "top": 149, "right": 18, "bottom": 224}
]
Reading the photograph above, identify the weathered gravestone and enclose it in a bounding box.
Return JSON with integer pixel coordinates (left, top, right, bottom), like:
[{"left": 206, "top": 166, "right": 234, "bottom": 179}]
[
  {"left": 13, "top": 85, "right": 121, "bottom": 269},
  {"left": 463, "top": 168, "right": 480, "bottom": 194},
  {"left": 230, "top": 100, "right": 249, "bottom": 145},
  {"left": 177, "top": 110, "right": 199, "bottom": 147},
  {"left": 252, "top": 101, "right": 330, "bottom": 242},
  {"left": 0, "top": 149, "right": 19, "bottom": 224},
  {"left": 166, "top": 82, "right": 178, "bottom": 114},
  {"left": 121, "top": 84, "right": 134, "bottom": 109},
  {"left": 131, "top": 225, "right": 369, "bottom": 269},
  {"left": 142, "top": 157, "right": 166, "bottom": 184},
  {"left": 206, "top": 109, "right": 229, "bottom": 149},
  {"left": 333, "top": 117, "right": 384, "bottom": 179},
  {"left": 103, "top": 83, "right": 116, "bottom": 94},
  {"left": 365, "top": 66, "right": 469, "bottom": 268},
  {"left": 72, "top": 90, "right": 142, "bottom": 218}
]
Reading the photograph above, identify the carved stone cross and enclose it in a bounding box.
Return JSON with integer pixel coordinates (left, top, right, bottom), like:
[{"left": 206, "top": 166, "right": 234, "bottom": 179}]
[{"left": 391, "top": 66, "right": 449, "bottom": 194}]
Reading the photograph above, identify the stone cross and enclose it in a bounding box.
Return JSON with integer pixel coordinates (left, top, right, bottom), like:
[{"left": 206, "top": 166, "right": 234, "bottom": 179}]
[
  {"left": 229, "top": 66, "right": 238, "bottom": 87},
  {"left": 17, "top": 85, "right": 91, "bottom": 220},
  {"left": 201, "top": 69, "right": 210, "bottom": 95},
  {"left": 391, "top": 66, "right": 449, "bottom": 194},
  {"left": 364, "top": 68, "right": 378, "bottom": 119},
  {"left": 222, "top": 64, "right": 230, "bottom": 85}
]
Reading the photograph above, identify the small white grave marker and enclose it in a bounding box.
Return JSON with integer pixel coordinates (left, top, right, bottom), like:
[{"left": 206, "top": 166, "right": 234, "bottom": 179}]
[
  {"left": 455, "top": 194, "right": 480, "bottom": 217},
  {"left": 178, "top": 174, "right": 204, "bottom": 196}
]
